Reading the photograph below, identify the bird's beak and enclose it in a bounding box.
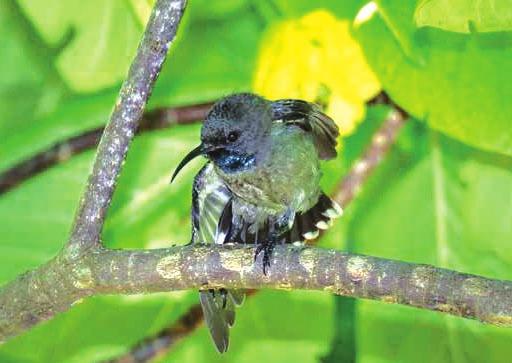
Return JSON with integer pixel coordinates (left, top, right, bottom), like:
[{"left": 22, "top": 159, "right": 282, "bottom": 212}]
[{"left": 170, "top": 144, "right": 204, "bottom": 183}]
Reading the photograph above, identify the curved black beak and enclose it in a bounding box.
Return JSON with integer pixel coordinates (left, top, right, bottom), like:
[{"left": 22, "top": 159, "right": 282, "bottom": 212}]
[{"left": 170, "top": 144, "right": 203, "bottom": 183}]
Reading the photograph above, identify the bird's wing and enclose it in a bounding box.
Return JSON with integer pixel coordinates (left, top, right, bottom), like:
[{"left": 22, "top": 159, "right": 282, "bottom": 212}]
[
  {"left": 271, "top": 99, "right": 339, "bottom": 160},
  {"left": 191, "top": 162, "right": 245, "bottom": 353},
  {"left": 191, "top": 163, "right": 231, "bottom": 245},
  {"left": 283, "top": 192, "right": 343, "bottom": 243}
]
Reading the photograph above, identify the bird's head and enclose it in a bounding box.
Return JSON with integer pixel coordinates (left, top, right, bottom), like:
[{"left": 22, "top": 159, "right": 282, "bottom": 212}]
[{"left": 171, "top": 93, "right": 272, "bottom": 182}]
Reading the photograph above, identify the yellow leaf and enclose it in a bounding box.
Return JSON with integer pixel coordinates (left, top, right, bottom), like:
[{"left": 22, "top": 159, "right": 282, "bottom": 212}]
[{"left": 253, "top": 10, "right": 381, "bottom": 137}]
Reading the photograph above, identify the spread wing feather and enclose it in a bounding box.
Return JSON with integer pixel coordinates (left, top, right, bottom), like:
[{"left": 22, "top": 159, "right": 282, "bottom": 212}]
[{"left": 271, "top": 99, "right": 339, "bottom": 160}]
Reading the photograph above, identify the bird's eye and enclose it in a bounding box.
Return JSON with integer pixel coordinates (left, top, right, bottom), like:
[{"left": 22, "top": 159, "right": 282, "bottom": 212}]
[{"left": 227, "top": 131, "right": 239, "bottom": 142}]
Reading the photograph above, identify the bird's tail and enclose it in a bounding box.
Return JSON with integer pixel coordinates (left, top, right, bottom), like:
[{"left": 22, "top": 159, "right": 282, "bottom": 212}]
[
  {"left": 199, "top": 289, "right": 245, "bottom": 353},
  {"left": 284, "top": 192, "right": 343, "bottom": 243}
]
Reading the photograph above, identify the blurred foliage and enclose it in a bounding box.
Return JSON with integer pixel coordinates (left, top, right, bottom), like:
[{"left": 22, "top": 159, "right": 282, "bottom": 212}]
[
  {"left": 414, "top": 0, "right": 512, "bottom": 33},
  {"left": 0, "top": 0, "right": 511, "bottom": 362},
  {"left": 357, "top": 0, "right": 512, "bottom": 156}
]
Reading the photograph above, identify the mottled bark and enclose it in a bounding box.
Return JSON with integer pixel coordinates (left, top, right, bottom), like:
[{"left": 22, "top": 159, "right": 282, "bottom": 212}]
[
  {"left": 65, "top": 0, "right": 187, "bottom": 257},
  {"left": 2, "top": 244, "right": 512, "bottom": 343},
  {"left": 91, "top": 245, "right": 512, "bottom": 327}
]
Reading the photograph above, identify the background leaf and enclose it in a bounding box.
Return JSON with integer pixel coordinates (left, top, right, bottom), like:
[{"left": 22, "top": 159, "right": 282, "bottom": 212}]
[
  {"left": 415, "top": 0, "right": 512, "bottom": 33},
  {"left": 347, "top": 121, "right": 512, "bottom": 362},
  {"left": 17, "top": 0, "right": 144, "bottom": 92},
  {"left": 356, "top": 1, "right": 512, "bottom": 156}
]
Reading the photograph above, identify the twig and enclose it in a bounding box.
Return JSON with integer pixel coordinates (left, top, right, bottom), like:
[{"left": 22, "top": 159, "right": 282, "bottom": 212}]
[
  {"left": 114, "top": 95, "right": 409, "bottom": 362},
  {"left": 334, "top": 100, "right": 408, "bottom": 207},
  {"left": 1, "top": 244, "right": 511, "bottom": 344},
  {"left": 0, "top": 103, "right": 212, "bottom": 195},
  {"left": 65, "top": 0, "right": 187, "bottom": 258}
]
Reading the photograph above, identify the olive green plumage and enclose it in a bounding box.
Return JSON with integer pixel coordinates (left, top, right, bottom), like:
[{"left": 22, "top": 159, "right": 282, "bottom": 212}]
[{"left": 171, "top": 93, "right": 342, "bottom": 353}]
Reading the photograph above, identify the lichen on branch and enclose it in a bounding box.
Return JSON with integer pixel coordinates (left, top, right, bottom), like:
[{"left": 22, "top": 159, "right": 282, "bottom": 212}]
[{"left": 2, "top": 244, "right": 512, "bottom": 343}]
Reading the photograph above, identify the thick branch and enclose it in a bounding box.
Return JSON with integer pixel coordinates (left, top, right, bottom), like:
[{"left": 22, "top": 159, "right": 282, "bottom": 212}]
[
  {"left": 1, "top": 245, "right": 511, "bottom": 343},
  {"left": 65, "top": 0, "right": 187, "bottom": 257}
]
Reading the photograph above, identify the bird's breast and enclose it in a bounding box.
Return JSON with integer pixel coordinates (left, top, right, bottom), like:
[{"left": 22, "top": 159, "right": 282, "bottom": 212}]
[{"left": 216, "top": 128, "right": 321, "bottom": 213}]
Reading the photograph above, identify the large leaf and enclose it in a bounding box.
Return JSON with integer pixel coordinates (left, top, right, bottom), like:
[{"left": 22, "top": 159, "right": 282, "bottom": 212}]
[
  {"left": 0, "top": 0, "right": 66, "bottom": 137},
  {"left": 16, "top": 0, "right": 144, "bottom": 92},
  {"left": 0, "top": 90, "right": 117, "bottom": 173},
  {"left": 355, "top": 1, "right": 512, "bottom": 156},
  {"left": 415, "top": 0, "right": 512, "bottom": 33},
  {"left": 149, "top": 0, "right": 264, "bottom": 108},
  {"left": 15, "top": 0, "right": 267, "bottom": 95},
  {"left": 347, "top": 124, "right": 512, "bottom": 362}
]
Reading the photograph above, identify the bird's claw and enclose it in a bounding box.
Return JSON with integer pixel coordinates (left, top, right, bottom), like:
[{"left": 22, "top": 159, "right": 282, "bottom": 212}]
[{"left": 254, "top": 242, "right": 275, "bottom": 275}]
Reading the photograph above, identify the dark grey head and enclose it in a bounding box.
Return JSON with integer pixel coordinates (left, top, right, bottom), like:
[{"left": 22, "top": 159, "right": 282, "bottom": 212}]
[{"left": 171, "top": 93, "right": 272, "bottom": 181}]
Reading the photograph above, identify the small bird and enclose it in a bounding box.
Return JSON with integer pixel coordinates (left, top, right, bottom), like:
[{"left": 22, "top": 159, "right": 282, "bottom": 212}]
[{"left": 171, "top": 92, "right": 342, "bottom": 352}]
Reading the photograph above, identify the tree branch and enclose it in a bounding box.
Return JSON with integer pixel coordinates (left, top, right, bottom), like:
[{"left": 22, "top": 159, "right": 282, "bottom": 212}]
[
  {"left": 2, "top": 244, "right": 511, "bottom": 343},
  {"left": 0, "top": 102, "right": 212, "bottom": 195},
  {"left": 65, "top": 0, "right": 187, "bottom": 257},
  {"left": 334, "top": 99, "right": 407, "bottom": 207},
  {"left": 0, "top": 0, "right": 187, "bottom": 343}
]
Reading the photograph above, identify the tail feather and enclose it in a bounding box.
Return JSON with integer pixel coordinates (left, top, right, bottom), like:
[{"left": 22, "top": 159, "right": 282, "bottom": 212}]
[{"left": 199, "top": 291, "right": 230, "bottom": 353}]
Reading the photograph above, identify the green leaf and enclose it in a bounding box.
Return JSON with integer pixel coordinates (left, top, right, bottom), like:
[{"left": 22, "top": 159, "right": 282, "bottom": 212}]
[
  {"left": 0, "top": 89, "right": 117, "bottom": 173},
  {"left": 0, "top": 293, "right": 197, "bottom": 363},
  {"left": 347, "top": 124, "right": 512, "bottom": 362},
  {"left": 415, "top": 0, "right": 512, "bottom": 33},
  {"left": 355, "top": 1, "right": 512, "bottom": 156},
  {"left": 0, "top": 0, "right": 66, "bottom": 136},
  {"left": 14, "top": 0, "right": 267, "bottom": 95},
  {"left": 17, "top": 0, "right": 143, "bottom": 92},
  {"left": 149, "top": 1, "right": 265, "bottom": 107}
]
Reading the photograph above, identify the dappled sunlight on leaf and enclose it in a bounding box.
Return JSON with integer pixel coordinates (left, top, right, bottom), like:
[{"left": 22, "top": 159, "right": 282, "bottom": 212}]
[{"left": 253, "top": 9, "right": 381, "bottom": 137}]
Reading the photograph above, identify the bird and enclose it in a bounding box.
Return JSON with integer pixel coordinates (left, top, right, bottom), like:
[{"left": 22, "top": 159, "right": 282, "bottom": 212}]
[{"left": 170, "top": 92, "right": 342, "bottom": 353}]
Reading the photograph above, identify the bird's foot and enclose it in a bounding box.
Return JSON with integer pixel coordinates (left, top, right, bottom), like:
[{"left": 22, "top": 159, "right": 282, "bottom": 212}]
[{"left": 254, "top": 241, "right": 275, "bottom": 275}]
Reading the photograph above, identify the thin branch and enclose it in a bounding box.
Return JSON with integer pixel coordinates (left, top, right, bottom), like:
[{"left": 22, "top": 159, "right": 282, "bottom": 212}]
[
  {"left": 1, "top": 244, "right": 511, "bottom": 344},
  {"left": 335, "top": 97, "right": 408, "bottom": 207},
  {"left": 0, "top": 102, "right": 212, "bottom": 195},
  {"left": 65, "top": 0, "right": 187, "bottom": 257}
]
